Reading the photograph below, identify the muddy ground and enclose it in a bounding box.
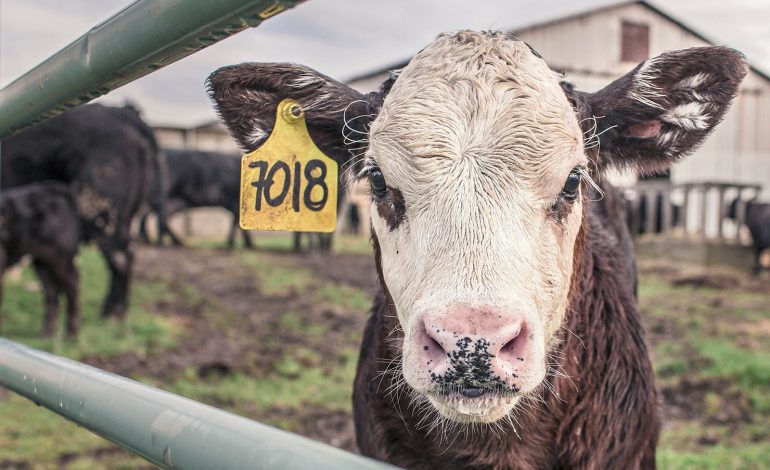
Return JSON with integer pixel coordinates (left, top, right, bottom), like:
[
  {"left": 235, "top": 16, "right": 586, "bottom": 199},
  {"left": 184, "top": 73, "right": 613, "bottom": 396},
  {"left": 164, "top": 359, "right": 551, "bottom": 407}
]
[
  {"left": 85, "top": 245, "right": 379, "bottom": 453},
  {"left": 3, "top": 241, "right": 768, "bottom": 468}
]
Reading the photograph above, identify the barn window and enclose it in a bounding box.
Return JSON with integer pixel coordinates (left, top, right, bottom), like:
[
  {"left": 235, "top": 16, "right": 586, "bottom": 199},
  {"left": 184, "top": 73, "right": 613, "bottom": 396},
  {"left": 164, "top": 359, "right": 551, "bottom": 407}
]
[{"left": 621, "top": 21, "right": 649, "bottom": 62}]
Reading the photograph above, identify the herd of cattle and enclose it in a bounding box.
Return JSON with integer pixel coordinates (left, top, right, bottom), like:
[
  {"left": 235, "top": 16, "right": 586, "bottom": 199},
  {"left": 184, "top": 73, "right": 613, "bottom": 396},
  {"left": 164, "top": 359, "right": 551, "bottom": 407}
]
[
  {"left": 0, "top": 103, "right": 317, "bottom": 337},
  {"left": 0, "top": 103, "right": 768, "bottom": 340}
]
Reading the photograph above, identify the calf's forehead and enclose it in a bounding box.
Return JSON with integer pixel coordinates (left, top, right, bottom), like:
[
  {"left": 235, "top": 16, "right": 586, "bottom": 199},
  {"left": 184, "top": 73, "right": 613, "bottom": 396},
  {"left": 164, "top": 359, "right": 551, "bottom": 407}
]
[{"left": 368, "top": 32, "right": 584, "bottom": 195}]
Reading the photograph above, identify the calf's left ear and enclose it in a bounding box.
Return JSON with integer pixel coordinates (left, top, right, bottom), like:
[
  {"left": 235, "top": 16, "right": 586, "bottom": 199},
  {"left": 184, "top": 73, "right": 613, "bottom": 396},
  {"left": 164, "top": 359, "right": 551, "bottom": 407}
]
[
  {"left": 572, "top": 46, "right": 748, "bottom": 174},
  {"left": 206, "top": 63, "right": 373, "bottom": 163}
]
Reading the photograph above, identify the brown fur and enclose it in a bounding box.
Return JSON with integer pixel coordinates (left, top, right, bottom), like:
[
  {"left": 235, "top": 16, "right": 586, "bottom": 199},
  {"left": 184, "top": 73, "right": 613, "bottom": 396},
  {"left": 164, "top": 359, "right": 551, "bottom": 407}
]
[{"left": 354, "top": 184, "right": 658, "bottom": 469}]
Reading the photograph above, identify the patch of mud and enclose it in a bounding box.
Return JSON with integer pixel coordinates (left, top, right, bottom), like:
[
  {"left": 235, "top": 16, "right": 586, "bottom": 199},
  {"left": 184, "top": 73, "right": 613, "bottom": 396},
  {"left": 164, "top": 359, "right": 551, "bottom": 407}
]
[
  {"left": 264, "top": 406, "right": 358, "bottom": 452},
  {"left": 299, "top": 252, "right": 378, "bottom": 294},
  {"left": 0, "top": 460, "right": 31, "bottom": 470},
  {"left": 671, "top": 274, "right": 740, "bottom": 289},
  {"left": 660, "top": 377, "right": 754, "bottom": 426},
  {"left": 81, "top": 245, "right": 376, "bottom": 453},
  {"left": 639, "top": 256, "right": 769, "bottom": 450}
]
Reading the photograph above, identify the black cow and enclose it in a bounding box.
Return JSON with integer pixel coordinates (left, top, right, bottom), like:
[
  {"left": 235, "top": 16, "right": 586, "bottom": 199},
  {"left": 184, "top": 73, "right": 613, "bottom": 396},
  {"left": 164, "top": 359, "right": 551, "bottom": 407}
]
[
  {"left": 0, "top": 182, "right": 80, "bottom": 337},
  {"left": 728, "top": 198, "right": 770, "bottom": 274},
  {"left": 1, "top": 104, "right": 157, "bottom": 318},
  {"left": 137, "top": 148, "right": 253, "bottom": 249}
]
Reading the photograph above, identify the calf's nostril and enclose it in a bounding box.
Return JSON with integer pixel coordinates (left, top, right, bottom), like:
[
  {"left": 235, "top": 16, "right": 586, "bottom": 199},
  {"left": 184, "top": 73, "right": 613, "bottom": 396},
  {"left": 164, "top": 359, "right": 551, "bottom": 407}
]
[
  {"left": 460, "top": 387, "right": 487, "bottom": 398},
  {"left": 424, "top": 329, "right": 445, "bottom": 355},
  {"left": 500, "top": 337, "right": 518, "bottom": 354},
  {"left": 498, "top": 322, "right": 526, "bottom": 359}
]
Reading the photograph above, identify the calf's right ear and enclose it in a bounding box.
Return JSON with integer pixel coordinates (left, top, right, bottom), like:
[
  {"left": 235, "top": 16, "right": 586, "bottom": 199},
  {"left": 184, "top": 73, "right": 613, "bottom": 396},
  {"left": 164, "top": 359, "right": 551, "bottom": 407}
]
[
  {"left": 568, "top": 46, "right": 748, "bottom": 175},
  {"left": 206, "top": 63, "right": 374, "bottom": 164}
]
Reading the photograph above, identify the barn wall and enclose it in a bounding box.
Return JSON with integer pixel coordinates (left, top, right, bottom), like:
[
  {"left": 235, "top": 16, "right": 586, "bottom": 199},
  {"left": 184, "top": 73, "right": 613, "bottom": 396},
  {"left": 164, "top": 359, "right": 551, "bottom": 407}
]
[{"left": 155, "top": 125, "right": 241, "bottom": 153}]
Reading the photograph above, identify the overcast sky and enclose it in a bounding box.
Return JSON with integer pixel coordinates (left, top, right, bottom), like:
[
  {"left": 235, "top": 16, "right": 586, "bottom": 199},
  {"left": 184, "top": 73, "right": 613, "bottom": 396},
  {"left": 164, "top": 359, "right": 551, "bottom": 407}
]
[{"left": 2, "top": 0, "right": 770, "bottom": 127}]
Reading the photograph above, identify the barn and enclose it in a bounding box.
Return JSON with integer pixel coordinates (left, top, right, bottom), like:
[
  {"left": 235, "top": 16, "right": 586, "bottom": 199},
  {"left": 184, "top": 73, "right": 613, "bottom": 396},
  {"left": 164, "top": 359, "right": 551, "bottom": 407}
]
[{"left": 346, "top": 0, "right": 770, "bottom": 242}]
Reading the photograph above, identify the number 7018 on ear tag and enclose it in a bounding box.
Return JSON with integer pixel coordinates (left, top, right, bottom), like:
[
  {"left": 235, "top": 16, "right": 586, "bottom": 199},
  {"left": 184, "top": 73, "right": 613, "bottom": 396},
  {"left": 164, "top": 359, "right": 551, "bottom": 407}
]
[{"left": 239, "top": 99, "right": 338, "bottom": 232}]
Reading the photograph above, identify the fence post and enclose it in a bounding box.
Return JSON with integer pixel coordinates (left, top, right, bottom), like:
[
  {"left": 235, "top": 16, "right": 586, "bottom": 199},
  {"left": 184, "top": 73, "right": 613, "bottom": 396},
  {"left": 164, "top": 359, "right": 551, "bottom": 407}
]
[
  {"left": 644, "top": 190, "right": 656, "bottom": 234},
  {"left": 716, "top": 185, "right": 727, "bottom": 240},
  {"left": 681, "top": 184, "right": 691, "bottom": 234},
  {"left": 661, "top": 189, "right": 672, "bottom": 235},
  {"left": 699, "top": 185, "right": 709, "bottom": 238}
]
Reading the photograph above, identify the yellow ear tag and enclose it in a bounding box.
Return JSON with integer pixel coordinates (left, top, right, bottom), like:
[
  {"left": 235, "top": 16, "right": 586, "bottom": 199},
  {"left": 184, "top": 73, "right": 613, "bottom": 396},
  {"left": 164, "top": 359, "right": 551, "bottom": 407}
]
[{"left": 239, "top": 99, "right": 338, "bottom": 232}]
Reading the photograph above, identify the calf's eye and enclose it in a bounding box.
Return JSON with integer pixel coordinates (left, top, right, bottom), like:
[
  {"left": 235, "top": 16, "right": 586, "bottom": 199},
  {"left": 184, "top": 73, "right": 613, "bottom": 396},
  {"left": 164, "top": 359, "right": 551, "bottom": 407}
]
[
  {"left": 369, "top": 167, "right": 388, "bottom": 197},
  {"left": 561, "top": 168, "right": 582, "bottom": 201}
]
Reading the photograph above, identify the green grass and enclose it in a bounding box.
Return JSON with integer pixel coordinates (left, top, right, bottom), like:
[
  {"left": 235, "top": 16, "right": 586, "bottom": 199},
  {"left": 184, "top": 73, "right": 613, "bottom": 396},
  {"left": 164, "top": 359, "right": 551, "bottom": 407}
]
[
  {"left": 3, "top": 247, "right": 768, "bottom": 468},
  {"left": 0, "top": 245, "right": 184, "bottom": 467},
  {"left": 696, "top": 339, "right": 770, "bottom": 389},
  {"left": 279, "top": 310, "right": 328, "bottom": 337},
  {"left": 334, "top": 234, "right": 373, "bottom": 255},
  {"left": 169, "top": 350, "right": 357, "bottom": 412},
  {"left": 156, "top": 348, "right": 359, "bottom": 431},
  {"left": 657, "top": 441, "right": 770, "bottom": 469},
  {"left": 653, "top": 341, "right": 688, "bottom": 378},
  {"left": 1, "top": 246, "right": 181, "bottom": 360},
  {"left": 638, "top": 270, "right": 770, "bottom": 469},
  {"left": 238, "top": 250, "right": 312, "bottom": 296},
  {"left": 0, "top": 393, "right": 150, "bottom": 469},
  {"left": 0, "top": 393, "right": 110, "bottom": 463},
  {"left": 315, "top": 284, "right": 372, "bottom": 312}
]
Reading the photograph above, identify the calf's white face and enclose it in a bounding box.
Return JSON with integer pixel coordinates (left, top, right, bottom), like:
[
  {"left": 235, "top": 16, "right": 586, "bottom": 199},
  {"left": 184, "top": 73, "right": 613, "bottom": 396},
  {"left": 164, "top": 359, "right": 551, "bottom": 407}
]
[
  {"left": 208, "top": 30, "right": 746, "bottom": 426},
  {"left": 364, "top": 32, "right": 586, "bottom": 422}
]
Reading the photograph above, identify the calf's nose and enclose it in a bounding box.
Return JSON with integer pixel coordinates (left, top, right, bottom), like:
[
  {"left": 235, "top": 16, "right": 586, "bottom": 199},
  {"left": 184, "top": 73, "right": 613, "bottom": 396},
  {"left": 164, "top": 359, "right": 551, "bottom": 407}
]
[{"left": 417, "top": 306, "right": 530, "bottom": 389}]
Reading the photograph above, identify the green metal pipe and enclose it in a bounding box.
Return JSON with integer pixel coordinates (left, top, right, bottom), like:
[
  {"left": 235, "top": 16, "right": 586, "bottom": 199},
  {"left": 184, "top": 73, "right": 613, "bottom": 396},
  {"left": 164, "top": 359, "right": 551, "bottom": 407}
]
[
  {"left": 0, "top": 338, "right": 398, "bottom": 469},
  {"left": 0, "top": 0, "right": 306, "bottom": 138}
]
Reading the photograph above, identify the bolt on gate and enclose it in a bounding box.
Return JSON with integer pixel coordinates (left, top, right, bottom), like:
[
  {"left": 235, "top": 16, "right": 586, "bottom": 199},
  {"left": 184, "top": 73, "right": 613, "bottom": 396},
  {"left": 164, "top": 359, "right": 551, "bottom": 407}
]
[{"left": 0, "top": 1, "right": 396, "bottom": 468}]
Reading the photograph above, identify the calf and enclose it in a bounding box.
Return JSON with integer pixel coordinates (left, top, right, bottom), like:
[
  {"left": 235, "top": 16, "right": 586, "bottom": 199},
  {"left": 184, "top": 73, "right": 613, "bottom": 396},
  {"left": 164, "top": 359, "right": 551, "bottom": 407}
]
[
  {"left": 728, "top": 199, "right": 770, "bottom": 274},
  {"left": 0, "top": 182, "right": 80, "bottom": 337},
  {"left": 208, "top": 31, "right": 745, "bottom": 468},
  {"left": 137, "top": 149, "right": 253, "bottom": 249},
  {"left": 2, "top": 104, "right": 158, "bottom": 318}
]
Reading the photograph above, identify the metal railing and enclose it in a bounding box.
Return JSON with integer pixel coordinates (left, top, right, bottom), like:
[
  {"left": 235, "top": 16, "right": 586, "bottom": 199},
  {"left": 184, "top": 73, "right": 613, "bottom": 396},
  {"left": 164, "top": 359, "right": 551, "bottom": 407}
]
[
  {"left": 0, "top": 338, "right": 394, "bottom": 469},
  {"left": 0, "top": 0, "right": 304, "bottom": 138},
  {"left": 624, "top": 181, "right": 763, "bottom": 242},
  {"left": 0, "top": 1, "right": 398, "bottom": 468}
]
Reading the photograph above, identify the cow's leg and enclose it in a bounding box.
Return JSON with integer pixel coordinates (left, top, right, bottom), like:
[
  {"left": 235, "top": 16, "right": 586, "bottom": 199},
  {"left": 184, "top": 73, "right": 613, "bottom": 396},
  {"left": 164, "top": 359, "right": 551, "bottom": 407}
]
[
  {"left": 33, "top": 261, "right": 60, "bottom": 337},
  {"left": 0, "top": 267, "right": 4, "bottom": 334},
  {"left": 227, "top": 216, "right": 238, "bottom": 250},
  {"left": 164, "top": 223, "right": 183, "bottom": 247},
  {"left": 57, "top": 258, "right": 80, "bottom": 337},
  {"left": 138, "top": 212, "right": 153, "bottom": 244},
  {"left": 293, "top": 232, "right": 302, "bottom": 252},
  {"left": 98, "top": 239, "right": 133, "bottom": 319},
  {"left": 157, "top": 215, "right": 184, "bottom": 247},
  {"left": 155, "top": 203, "right": 184, "bottom": 247},
  {"left": 155, "top": 214, "right": 166, "bottom": 246},
  {"left": 753, "top": 247, "right": 764, "bottom": 276},
  {"left": 163, "top": 199, "right": 186, "bottom": 247},
  {"left": 320, "top": 233, "right": 333, "bottom": 252},
  {"left": 241, "top": 229, "right": 254, "bottom": 250}
]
